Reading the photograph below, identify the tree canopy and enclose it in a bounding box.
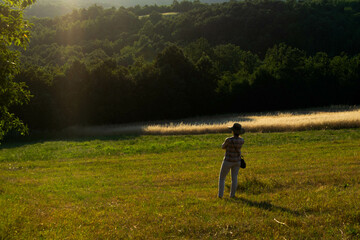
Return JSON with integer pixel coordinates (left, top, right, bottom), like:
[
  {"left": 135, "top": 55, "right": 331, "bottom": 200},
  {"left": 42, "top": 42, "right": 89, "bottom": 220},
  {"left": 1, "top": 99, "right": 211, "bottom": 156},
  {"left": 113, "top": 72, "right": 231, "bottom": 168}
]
[
  {"left": 0, "top": 0, "right": 35, "bottom": 141},
  {"left": 4, "top": 0, "right": 360, "bottom": 137}
]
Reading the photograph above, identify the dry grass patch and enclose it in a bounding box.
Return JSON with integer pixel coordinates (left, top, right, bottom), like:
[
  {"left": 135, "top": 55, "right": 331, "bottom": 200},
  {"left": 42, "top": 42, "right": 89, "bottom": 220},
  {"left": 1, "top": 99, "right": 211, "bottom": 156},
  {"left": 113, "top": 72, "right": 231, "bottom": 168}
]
[
  {"left": 62, "top": 106, "right": 360, "bottom": 136},
  {"left": 143, "top": 106, "right": 360, "bottom": 134},
  {"left": 139, "top": 12, "right": 178, "bottom": 19}
]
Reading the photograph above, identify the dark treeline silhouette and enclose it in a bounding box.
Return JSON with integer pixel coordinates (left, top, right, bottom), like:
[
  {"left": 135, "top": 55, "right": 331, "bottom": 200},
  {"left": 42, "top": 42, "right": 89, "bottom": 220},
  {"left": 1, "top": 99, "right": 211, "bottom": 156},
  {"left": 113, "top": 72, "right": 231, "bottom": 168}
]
[{"left": 13, "top": 0, "right": 360, "bottom": 130}]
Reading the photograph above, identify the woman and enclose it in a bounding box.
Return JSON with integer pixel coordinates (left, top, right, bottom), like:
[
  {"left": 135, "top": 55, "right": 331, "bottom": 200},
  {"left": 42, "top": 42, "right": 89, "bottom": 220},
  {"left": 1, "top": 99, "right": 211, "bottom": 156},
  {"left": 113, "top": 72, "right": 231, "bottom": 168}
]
[{"left": 218, "top": 123, "right": 245, "bottom": 198}]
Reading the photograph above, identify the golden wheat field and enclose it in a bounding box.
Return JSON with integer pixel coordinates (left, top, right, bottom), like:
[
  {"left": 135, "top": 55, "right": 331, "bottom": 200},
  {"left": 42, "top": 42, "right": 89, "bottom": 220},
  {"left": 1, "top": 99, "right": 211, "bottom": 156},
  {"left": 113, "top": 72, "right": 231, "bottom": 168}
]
[{"left": 64, "top": 106, "right": 360, "bottom": 136}]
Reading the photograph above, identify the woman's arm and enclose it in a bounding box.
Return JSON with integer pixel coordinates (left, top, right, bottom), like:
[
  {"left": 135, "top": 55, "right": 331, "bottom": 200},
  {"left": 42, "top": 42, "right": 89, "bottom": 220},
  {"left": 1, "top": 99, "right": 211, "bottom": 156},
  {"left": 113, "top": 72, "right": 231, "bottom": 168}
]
[{"left": 221, "top": 138, "right": 229, "bottom": 149}]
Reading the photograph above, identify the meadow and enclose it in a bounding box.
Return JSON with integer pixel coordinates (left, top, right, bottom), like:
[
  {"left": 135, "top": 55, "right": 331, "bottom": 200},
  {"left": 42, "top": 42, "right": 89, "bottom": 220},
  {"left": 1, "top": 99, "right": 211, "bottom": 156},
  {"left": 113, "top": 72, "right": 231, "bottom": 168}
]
[{"left": 1, "top": 128, "right": 359, "bottom": 239}]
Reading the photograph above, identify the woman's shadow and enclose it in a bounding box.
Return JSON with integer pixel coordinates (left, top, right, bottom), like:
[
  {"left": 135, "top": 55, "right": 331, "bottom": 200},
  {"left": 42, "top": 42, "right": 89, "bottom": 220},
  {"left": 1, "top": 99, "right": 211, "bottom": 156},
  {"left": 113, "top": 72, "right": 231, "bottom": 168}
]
[{"left": 228, "top": 197, "right": 302, "bottom": 216}]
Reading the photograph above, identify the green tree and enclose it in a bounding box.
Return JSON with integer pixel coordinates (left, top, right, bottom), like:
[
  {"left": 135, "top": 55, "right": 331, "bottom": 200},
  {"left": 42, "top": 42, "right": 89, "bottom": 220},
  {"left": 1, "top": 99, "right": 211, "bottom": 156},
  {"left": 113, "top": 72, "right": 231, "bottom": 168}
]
[
  {"left": 0, "top": 0, "right": 35, "bottom": 142},
  {"left": 154, "top": 45, "right": 197, "bottom": 118},
  {"left": 250, "top": 43, "right": 307, "bottom": 109}
]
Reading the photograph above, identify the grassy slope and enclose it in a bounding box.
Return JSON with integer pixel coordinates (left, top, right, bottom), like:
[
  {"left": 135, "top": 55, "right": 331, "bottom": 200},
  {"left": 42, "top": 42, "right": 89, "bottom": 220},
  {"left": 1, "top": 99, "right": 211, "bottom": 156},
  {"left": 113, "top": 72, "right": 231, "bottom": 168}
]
[{"left": 0, "top": 129, "right": 360, "bottom": 239}]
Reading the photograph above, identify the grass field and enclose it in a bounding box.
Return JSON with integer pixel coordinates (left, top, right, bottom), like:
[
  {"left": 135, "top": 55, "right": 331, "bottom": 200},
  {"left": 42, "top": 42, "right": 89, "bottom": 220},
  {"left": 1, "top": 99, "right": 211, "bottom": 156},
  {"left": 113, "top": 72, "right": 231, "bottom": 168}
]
[{"left": 1, "top": 128, "right": 359, "bottom": 239}]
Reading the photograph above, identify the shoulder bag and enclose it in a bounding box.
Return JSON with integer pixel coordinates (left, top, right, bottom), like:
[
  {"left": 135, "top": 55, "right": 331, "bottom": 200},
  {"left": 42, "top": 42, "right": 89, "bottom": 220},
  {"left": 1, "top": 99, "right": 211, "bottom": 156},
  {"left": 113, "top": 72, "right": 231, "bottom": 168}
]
[{"left": 232, "top": 139, "right": 246, "bottom": 169}]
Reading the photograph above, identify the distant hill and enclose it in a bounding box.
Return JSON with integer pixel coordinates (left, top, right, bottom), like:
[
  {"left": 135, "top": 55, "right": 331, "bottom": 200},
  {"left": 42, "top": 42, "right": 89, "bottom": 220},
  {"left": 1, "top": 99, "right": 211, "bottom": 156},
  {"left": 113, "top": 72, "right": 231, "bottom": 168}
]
[
  {"left": 25, "top": 0, "right": 229, "bottom": 18},
  {"left": 16, "top": 0, "right": 360, "bottom": 129}
]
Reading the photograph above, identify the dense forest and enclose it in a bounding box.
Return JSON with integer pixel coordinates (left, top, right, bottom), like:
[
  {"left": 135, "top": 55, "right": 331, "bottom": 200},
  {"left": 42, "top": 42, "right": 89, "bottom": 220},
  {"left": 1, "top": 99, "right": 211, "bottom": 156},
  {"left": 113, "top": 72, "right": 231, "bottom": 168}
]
[
  {"left": 12, "top": 0, "right": 360, "bottom": 131},
  {"left": 25, "top": 0, "right": 228, "bottom": 18}
]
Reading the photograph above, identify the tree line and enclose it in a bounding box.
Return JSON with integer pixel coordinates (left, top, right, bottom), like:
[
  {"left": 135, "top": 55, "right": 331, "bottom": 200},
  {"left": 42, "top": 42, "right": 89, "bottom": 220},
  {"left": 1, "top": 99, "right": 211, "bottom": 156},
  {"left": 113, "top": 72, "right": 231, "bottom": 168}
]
[
  {"left": 8, "top": 0, "right": 360, "bottom": 132},
  {"left": 25, "top": 0, "right": 360, "bottom": 60},
  {"left": 14, "top": 42, "right": 360, "bottom": 130},
  {"left": 24, "top": 0, "right": 228, "bottom": 18}
]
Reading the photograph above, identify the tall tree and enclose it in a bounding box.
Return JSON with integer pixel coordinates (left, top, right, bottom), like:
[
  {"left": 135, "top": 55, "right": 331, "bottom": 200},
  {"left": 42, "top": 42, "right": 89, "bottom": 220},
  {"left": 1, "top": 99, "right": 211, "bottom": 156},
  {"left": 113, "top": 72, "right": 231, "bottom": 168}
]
[{"left": 0, "top": 0, "right": 35, "bottom": 141}]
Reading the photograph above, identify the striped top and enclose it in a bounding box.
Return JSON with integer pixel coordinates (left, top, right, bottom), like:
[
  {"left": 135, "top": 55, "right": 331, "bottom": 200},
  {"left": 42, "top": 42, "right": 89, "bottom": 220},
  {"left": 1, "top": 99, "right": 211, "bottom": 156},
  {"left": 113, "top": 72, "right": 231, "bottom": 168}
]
[{"left": 222, "top": 136, "right": 244, "bottom": 162}]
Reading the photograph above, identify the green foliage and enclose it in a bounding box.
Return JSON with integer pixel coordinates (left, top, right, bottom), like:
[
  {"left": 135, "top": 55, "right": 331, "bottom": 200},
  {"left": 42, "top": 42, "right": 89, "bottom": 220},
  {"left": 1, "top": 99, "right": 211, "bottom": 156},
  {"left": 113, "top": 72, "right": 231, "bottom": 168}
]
[
  {"left": 0, "top": 0, "right": 35, "bottom": 142},
  {"left": 3, "top": 0, "right": 360, "bottom": 133},
  {"left": 13, "top": 41, "right": 360, "bottom": 130},
  {"left": 25, "top": 0, "right": 360, "bottom": 59},
  {"left": 24, "top": 0, "right": 228, "bottom": 18}
]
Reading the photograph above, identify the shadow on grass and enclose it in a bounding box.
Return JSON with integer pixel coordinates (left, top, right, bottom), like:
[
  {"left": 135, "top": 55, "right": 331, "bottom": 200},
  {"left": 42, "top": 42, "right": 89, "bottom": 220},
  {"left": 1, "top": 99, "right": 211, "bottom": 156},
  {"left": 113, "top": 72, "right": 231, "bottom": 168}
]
[
  {"left": 230, "top": 176, "right": 284, "bottom": 195},
  {"left": 0, "top": 132, "right": 141, "bottom": 150},
  {"left": 258, "top": 105, "right": 359, "bottom": 116},
  {"left": 230, "top": 197, "right": 302, "bottom": 216},
  {"left": 174, "top": 116, "right": 254, "bottom": 125}
]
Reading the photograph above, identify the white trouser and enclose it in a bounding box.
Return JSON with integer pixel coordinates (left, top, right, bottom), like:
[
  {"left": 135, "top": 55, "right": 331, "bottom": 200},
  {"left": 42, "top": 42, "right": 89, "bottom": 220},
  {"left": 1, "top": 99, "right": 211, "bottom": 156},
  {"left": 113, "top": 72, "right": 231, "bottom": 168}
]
[{"left": 218, "top": 160, "right": 240, "bottom": 198}]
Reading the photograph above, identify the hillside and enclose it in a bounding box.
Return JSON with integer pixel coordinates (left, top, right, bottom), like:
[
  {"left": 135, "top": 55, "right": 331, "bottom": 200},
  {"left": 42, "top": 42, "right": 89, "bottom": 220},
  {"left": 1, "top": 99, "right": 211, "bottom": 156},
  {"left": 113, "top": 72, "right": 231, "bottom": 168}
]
[
  {"left": 25, "top": 0, "right": 229, "bottom": 17},
  {"left": 11, "top": 0, "right": 360, "bottom": 133}
]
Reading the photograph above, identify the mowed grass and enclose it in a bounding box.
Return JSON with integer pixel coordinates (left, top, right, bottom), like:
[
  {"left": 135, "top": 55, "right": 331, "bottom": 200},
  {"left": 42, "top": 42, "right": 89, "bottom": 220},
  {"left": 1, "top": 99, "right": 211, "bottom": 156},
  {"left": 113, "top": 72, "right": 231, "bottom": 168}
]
[{"left": 0, "top": 129, "right": 360, "bottom": 239}]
